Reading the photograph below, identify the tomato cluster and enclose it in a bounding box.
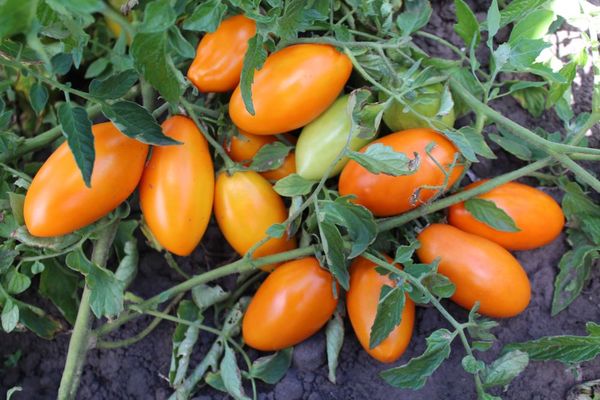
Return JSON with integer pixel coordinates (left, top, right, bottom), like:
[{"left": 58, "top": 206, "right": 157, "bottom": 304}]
[{"left": 23, "top": 14, "right": 566, "bottom": 366}]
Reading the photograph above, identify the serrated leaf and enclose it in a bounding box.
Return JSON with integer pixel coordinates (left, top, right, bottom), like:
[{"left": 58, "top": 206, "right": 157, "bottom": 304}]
[
  {"left": 169, "top": 300, "right": 202, "bottom": 386},
  {"left": 274, "top": 173, "right": 316, "bottom": 197},
  {"left": 507, "top": 39, "right": 550, "bottom": 69},
  {"left": 380, "top": 329, "right": 453, "bottom": 388},
  {"left": 239, "top": 34, "right": 268, "bottom": 116},
  {"left": 89, "top": 69, "right": 138, "bottom": 99},
  {"left": 102, "top": 100, "right": 178, "bottom": 145},
  {"left": 369, "top": 285, "right": 406, "bottom": 349},
  {"left": 481, "top": 350, "right": 529, "bottom": 388},
  {"left": 488, "top": 132, "right": 532, "bottom": 161},
  {"left": 464, "top": 198, "right": 520, "bottom": 232},
  {"left": 250, "top": 142, "right": 291, "bottom": 172},
  {"left": 326, "top": 311, "right": 344, "bottom": 383},
  {"left": 131, "top": 31, "right": 185, "bottom": 103},
  {"left": 39, "top": 260, "right": 79, "bottom": 324},
  {"left": 551, "top": 245, "right": 598, "bottom": 315},
  {"left": 29, "top": 83, "right": 48, "bottom": 115},
  {"left": 114, "top": 240, "right": 138, "bottom": 289},
  {"left": 504, "top": 332, "right": 600, "bottom": 364},
  {"left": 221, "top": 344, "right": 250, "bottom": 400},
  {"left": 191, "top": 284, "right": 228, "bottom": 310},
  {"left": 443, "top": 129, "right": 477, "bottom": 162},
  {"left": 168, "top": 26, "right": 195, "bottom": 59},
  {"left": 250, "top": 348, "right": 293, "bottom": 384},
  {"left": 454, "top": 0, "right": 480, "bottom": 47},
  {"left": 459, "top": 126, "right": 496, "bottom": 159},
  {"left": 58, "top": 102, "right": 94, "bottom": 187},
  {"left": 508, "top": 9, "right": 555, "bottom": 44},
  {"left": 317, "top": 219, "right": 349, "bottom": 289},
  {"left": 182, "top": 0, "right": 227, "bottom": 32},
  {"left": 138, "top": 0, "right": 176, "bottom": 33},
  {"left": 397, "top": 0, "right": 432, "bottom": 36},
  {"left": 347, "top": 143, "right": 420, "bottom": 176},
  {"left": 512, "top": 86, "right": 547, "bottom": 117},
  {"left": 497, "top": 0, "right": 551, "bottom": 28},
  {"left": 422, "top": 273, "right": 456, "bottom": 298},
  {"left": 462, "top": 355, "right": 485, "bottom": 374},
  {"left": 394, "top": 242, "right": 420, "bottom": 264},
  {"left": 12, "top": 226, "right": 80, "bottom": 251}
]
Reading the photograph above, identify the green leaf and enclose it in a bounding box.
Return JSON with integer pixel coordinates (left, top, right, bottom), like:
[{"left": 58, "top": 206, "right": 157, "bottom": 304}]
[
  {"left": 274, "top": 174, "right": 316, "bottom": 197},
  {"left": 250, "top": 142, "right": 292, "bottom": 172},
  {"left": 131, "top": 31, "right": 185, "bottom": 103},
  {"left": 89, "top": 69, "right": 139, "bottom": 99},
  {"left": 12, "top": 226, "right": 80, "bottom": 251},
  {"left": 497, "top": 0, "right": 551, "bottom": 29},
  {"left": 551, "top": 245, "right": 598, "bottom": 315},
  {"left": 481, "top": 350, "right": 529, "bottom": 388},
  {"left": 167, "top": 27, "right": 196, "bottom": 59},
  {"left": 6, "top": 386, "right": 22, "bottom": 400},
  {"left": 8, "top": 192, "right": 25, "bottom": 225},
  {"left": 317, "top": 219, "right": 349, "bottom": 289},
  {"left": 511, "top": 86, "right": 547, "bottom": 117},
  {"left": 18, "top": 306, "right": 61, "bottom": 339},
  {"left": 508, "top": 9, "right": 555, "bottom": 44},
  {"left": 191, "top": 284, "right": 228, "bottom": 311},
  {"left": 29, "top": 83, "right": 48, "bottom": 115},
  {"left": 182, "top": 0, "right": 227, "bottom": 32},
  {"left": 488, "top": 132, "right": 532, "bottom": 161},
  {"left": 5, "top": 269, "right": 31, "bottom": 294},
  {"left": 321, "top": 197, "right": 377, "bottom": 258},
  {"left": 561, "top": 179, "right": 600, "bottom": 244},
  {"left": 84, "top": 57, "right": 109, "bottom": 79},
  {"left": 1, "top": 299, "right": 19, "bottom": 333},
  {"left": 58, "top": 102, "right": 94, "bottom": 187},
  {"left": 266, "top": 223, "right": 286, "bottom": 239},
  {"left": 443, "top": 129, "right": 477, "bottom": 162},
  {"left": 239, "top": 34, "right": 268, "bottom": 116},
  {"left": 459, "top": 126, "right": 496, "bottom": 159},
  {"left": 113, "top": 240, "right": 138, "bottom": 289},
  {"left": 169, "top": 300, "right": 201, "bottom": 386},
  {"left": 369, "top": 285, "right": 406, "bottom": 349},
  {"left": 102, "top": 100, "right": 179, "bottom": 145},
  {"left": 221, "top": 344, "right": 250, "bottom": 400},
  {"left": 396, "top": 0, "right": 432, "bottom": 36},
  {"left": 394, "top": 242, "right": 420, "bottom": 264},
  {"left": 422, "top": 273, "right": 456, "bottom": 298},
  {"left": 87, "top": 263, "right": 125, "bottom": 318},
  {"left": 486, "top": 0, "right": 500, "bottom": 42},
  {"left": 462, "top": 355, "right": 485, "bottom": 374},
  {"left": 326, "top": 311, "right": 344, "bottom": 383},
  {"left": 507, "top": 39, "right": 551, "bottom": 69},
  {"left": 51, "top": 53, "right": 73, "bottom": 75},
  {"left": 454, "top": 0, "right": 480, "bottom": 47},
  {"left": 138, "top": 0, "right": 176, "bottom": 33},
  {"left": 0, "top": 0, "right": 37, "bottom": 39},
  {"left": 250, "top": 348, "right": 293, "bottom": 384},
  {"left": 504, "top": 329, "right": 600, "bottom": 364},
  {"left": 464, "top": 198, "right": 520, "bottom": 232},
  {"left": 39, "top": 260, "right": 79, "bottom": 324},
  {"left": 380, "top": 329, "right": 453, "bottom": 389},
  {"left": 347, "top": 143, "right": 420, "bottom": 176}
]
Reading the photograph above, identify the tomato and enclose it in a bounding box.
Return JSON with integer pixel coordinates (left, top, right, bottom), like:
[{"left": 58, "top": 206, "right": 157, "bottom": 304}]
[
  {"left": 187, "top": 15, "right": 256, "bottom": 92},
  {"left": 448, "top": 180, "right": 565, "bottom": 251},
  {"left": 417, "top": 224, "right": 531, "bottom": 318},
  {"left": 24, "top": 122, "right": 148, "bottom": 237},
  {"left": 381, "top": 80, "right": 455, "bottom": 131},
  {"left": 296, "top": 95, "right": 374, "bottom": 180},
  {"left": 347, "top": 257, "right": 415, "bottom": 363},
  {"left": 242, "top": 257, "right": 338, "bottom": 350},
  {"left": 226, "top": 130, "right": 296, "bottom": 181},
  {"left": 229, "top": 44, "right": 353, "bottom": 135},
  {"left": 214, "top": 170, "right": 296, "bottom": 269},
  {"left": 139, "top": 116, "right": 214, "bottom": 256},
  {"left": 339, "top": 128, "right": 463, "bottom": 217}
]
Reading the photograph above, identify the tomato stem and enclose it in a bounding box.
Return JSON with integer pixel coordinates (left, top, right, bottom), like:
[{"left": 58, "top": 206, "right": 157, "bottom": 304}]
[{"left": 57, "top": 221, "right": 119, "bottom": 400}]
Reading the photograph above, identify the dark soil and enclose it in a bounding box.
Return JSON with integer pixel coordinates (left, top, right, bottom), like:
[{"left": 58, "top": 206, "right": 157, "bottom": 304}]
[{"left": 2, "top": 1, "right": 599, "bottom": 399}]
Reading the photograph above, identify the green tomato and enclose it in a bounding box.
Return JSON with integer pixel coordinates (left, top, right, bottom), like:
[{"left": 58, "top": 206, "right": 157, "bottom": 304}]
[
  {"left": 381, "top": 82, "right": 455, "bottom": 131},
  {"left": 296, "top": 95, "right": 374, "bottom": 180}
]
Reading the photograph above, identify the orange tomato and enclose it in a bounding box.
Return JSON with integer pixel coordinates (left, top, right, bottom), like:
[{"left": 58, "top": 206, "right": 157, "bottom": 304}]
[
  {"left": 139, "top": 116, "right": 214, "bottom": 256},
  {"left": 229, "top": 44, "right": 352, "bottom": 135},
  {"left": 187, "top": 15, "right": 256, "bottom": 92},
  {"left": 24, "top": 122, "right": 148, "bottom": 237},
  {"left": 448, "top": 180, "right": 565, "bottom": 250},
  {"left": 339, "top": 128, "right": 463, "bottom": 217},
  {"left": 347, "top": 257, "right": 415, "bottom": 363},
  {"left": 214, "top": 170, "right": 296, "bottom": 269},
  {"left": 242, "top": 257, "right": 338, "bottom": 350},
  {"left": 226, "top": 130, "right": 296, "bottom": 181},
  {"left": 417, "top": 224, "right": 531, "bottom": 318}
]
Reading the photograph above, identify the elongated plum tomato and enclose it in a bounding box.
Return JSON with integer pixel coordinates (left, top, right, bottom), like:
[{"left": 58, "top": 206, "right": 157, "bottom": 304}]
[
  {"left": 214, "top": 170, "right": 296, "bottom": 270},
  {"left": 139, "top": 116, "right": 214, "bottom": 256},
  {"left": 243, "top": 257, "right": 338, "bottom": 351},
  {"left": 339, "top": 128, "right": 463, "bottom": 217},
  {"left": 226, "top": 130, "right": 296, "bottom": 181},
  {"left": 229, "top": 44, "right": 353, "bottom": 135},
  {"left": 417, "top": 224, "right": 531, "bottom": 318},
  {"left": 296, "top": 95, "right": 374, "bottom": 180},
  {"left": 347, "top": 257, "right": 415, "bottom": 363},
  {"left": 448, "top": 180, "right": 565, "bottom": 251},
  {"left": 24, "top": 122, "right": 148, "bottom": 237},
  {"left": 187, "top": 15, "right": 256, "bottom": 92}
]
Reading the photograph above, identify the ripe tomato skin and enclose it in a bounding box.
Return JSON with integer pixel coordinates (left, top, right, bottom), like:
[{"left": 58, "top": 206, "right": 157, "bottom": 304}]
[
  {"left": 214, "top": 170, "right": 296, "bottom": 269},
  {"left": 24, "top": 122, "right": 148, "bottom": 237},
  {"left": 448, "top": 180, "right": 565, "bottom": 251},
  {"left": 139, "top": 116, "right": 214, "bottom": 256},
  {"left": 339, "top": 128, "right": 463, "bottom": 217},
  {"left": 187, "top": 15, "right": 256, "bottom": 92},
  {"left": 229, "top": 44, "right": 353, "bottom": 135},
  {"left": 296, "top": 95, "right": 374, "bottom": 180},
  {"left": 417, "top": 224, "right": 531, "bottom": 318},
  {"left": 226, "top": 130, "right": 296, "bottom": 181},
  {"left": 243, "top": 257, "right": 338, "bottom": 351},
  {"left": 347, "top": 257, "right": 415, "bottom": 363}
]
